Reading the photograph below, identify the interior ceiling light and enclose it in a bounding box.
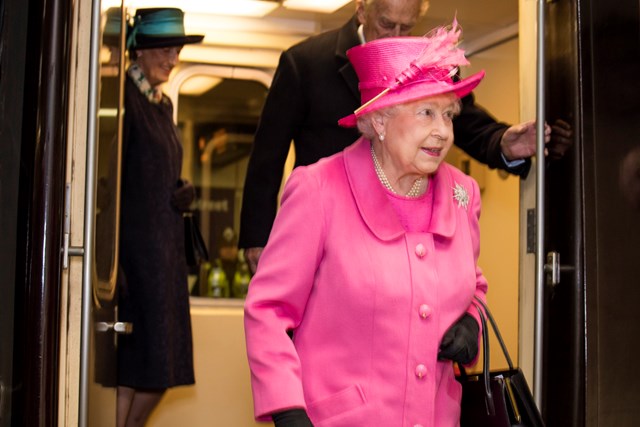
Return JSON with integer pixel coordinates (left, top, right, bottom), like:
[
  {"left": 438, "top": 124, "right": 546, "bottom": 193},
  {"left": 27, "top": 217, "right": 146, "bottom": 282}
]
[
  {"left": 101, "top": 0, "right": 280, "bottom": 18},
  {"left": 178, "top": 44, "right": 282, "bottom": 68},
  {"left": 282, "top": 0, "right": 352, "bottom": 14},
  {"left": 178, "top": 75, "right": 223, "bottom": 96}
]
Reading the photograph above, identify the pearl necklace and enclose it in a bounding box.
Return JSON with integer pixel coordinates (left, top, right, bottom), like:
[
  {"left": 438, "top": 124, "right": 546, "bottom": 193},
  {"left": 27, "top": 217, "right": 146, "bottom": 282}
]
[{"left": 371, "top": 144, "right": 425, "bottom": 198}]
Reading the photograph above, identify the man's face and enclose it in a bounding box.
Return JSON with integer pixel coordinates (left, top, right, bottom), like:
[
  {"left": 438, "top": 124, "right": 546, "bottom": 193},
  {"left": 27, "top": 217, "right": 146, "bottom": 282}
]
[{"left": 357, "top": 0, "right": 424, "bottom": 41}]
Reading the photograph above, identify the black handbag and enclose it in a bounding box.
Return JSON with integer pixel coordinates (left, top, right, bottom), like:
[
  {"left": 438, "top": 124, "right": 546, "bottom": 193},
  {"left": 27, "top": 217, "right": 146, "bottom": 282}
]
[
  {"left": 458, "top": 297, "right": 545, "bottom": 427},
  {"left": 183, "top": 211, "right": 209, "bottom": 267}
]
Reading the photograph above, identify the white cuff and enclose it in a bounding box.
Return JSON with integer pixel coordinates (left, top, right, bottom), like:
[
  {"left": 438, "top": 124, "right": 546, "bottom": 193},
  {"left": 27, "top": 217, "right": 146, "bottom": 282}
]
[{"left": 502, "top": 153, "right": 526, "bottom": 168}]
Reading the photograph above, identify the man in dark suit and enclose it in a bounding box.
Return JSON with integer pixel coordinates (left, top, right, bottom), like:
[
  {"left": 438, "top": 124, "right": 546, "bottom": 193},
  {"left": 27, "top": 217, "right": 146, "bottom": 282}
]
[{"left": 239, "top": 0, "right": 556, "bottom": 274}]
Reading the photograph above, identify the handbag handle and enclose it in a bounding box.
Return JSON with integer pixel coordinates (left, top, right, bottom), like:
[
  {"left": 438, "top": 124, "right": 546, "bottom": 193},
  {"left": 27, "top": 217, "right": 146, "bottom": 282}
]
[
  {"left": 473, "top": 296, "right": 514, "bottom": 370},
  {"left": 459, "top": 297, "right": 517, "bottom": 417},
  {"left": 471, "top": 302, "right": 495, "bottom": 416}
]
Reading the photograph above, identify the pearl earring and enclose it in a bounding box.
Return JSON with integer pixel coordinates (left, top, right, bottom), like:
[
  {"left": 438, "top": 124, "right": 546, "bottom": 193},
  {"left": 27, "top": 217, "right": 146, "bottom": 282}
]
[{"left": 379, "top": 133, "right": 385, "bottom": 142}]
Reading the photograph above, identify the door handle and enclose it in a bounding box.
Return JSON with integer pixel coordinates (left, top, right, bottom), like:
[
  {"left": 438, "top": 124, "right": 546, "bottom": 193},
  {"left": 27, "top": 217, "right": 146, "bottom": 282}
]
[
  {"left": 544, "top": 251, "right": 575, "bottom": 286},
  {"left": 95, "top": 321, "right": 133, "bottom": 334}
]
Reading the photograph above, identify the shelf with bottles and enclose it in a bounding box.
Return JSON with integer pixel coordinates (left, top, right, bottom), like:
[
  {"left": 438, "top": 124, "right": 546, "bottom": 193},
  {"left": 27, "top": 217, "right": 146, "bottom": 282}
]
[{"left": 191, "top": 249, "right": 251, "bottom": 299}]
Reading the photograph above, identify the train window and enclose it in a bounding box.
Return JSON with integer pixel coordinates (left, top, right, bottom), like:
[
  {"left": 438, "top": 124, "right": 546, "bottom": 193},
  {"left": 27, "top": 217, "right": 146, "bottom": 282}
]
[
  {"left": 169, "top": 66, "right": 271, "bottom": 300},
  {"left": 94, "top": 7, "right": 125, "bottom": 306}
]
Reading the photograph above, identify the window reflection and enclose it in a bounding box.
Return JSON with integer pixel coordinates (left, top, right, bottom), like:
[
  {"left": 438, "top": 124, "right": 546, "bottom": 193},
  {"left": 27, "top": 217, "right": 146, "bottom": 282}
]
[
  {"left": 176, "top": 73, "right": 268, "bottom": 299},
  {"left": 92, "top": 5, "right": 125, "bottom": 388},
  {"left": 95, "top": 6, "right": 124, "bottom": 306}
]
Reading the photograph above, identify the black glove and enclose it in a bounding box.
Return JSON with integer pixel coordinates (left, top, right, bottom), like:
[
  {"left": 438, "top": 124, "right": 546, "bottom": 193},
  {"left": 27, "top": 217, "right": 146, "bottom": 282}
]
[
  {"left": 272, "top": 409, "right": 313, "bottom": 427},
  {"left": 171, "top": 179, "right": 195, "bottom": 212},
  {"left": 438, "top": 313, "right": 480, "bottom": 365}
]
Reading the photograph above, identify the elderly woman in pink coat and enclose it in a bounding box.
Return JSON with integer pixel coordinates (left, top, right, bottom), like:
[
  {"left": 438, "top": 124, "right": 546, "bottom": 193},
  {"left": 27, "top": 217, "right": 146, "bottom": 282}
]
[{"left": 244, "top": 22, "right": 488, "bottom": 427}]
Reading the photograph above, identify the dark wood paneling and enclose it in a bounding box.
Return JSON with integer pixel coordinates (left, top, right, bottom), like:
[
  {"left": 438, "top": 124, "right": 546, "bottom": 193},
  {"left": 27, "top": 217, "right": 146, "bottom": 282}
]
[
  {"left": 542, "top": 0, "right": 584, "bottom": 425},
  {"left": 11, "top": 0, "right": 73, "bottom": 424},
  {"left": 584, "top": 0, "right": 640, "bottom": 425},
  {"left": 542, "top": 122, "right": 585, "bottom": 420},
  {"left": 0, "top": 0, "right": 29, "bottom": 423},
  {"left": 543, "top": 0, "right": 640, "bottom": 426}
]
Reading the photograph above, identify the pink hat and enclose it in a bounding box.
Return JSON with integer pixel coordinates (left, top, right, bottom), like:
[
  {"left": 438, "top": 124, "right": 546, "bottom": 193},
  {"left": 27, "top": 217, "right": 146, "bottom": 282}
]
[{"left": 338, "top": 20, "right": 485, "bottom": 128}]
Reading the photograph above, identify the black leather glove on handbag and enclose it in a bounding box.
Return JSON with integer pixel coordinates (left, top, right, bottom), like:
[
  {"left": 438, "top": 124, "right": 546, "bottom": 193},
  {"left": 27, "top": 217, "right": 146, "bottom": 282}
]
[
  {"left": 438, "top": 313, "right": 480, "bottom": 365},
  {"left": 272, "top": 409, "right": 313, "bottom": 427},
  {"left": 171, "top": 179, "right": 195, "bottom": 212}
]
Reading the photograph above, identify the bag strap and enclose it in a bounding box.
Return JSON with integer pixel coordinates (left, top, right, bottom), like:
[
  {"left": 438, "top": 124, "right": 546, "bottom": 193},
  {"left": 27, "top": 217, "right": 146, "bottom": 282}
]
[
  {"left": 461, "top": 297, "right": 516, "bottom": 417},
  {"left": 472, "top": 302, "right": 495, "bottom": 416},
  {"left": 473, "top": 296, "right": 514, "bottom": 370}
]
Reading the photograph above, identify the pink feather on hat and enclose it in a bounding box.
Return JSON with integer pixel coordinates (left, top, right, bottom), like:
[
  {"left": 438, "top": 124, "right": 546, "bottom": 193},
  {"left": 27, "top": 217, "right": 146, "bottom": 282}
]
[
  {"left": 394, "top": 19, "right": 469, "bottom": 87},
  {"left": 338, "top": 19, "right": 485, "bottom": 128}
]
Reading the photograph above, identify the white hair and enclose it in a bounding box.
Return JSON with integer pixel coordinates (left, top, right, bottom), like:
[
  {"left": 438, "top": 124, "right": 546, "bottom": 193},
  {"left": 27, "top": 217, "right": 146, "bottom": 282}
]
[
  {"left": 358, "top": 0, "right": 430, "bottom": 17},
  {"left": 355, "top": 96, "right": 462, "bottom": 140},
  {"left": 356, "top": 106, "right": 399, "bottom": 140}
]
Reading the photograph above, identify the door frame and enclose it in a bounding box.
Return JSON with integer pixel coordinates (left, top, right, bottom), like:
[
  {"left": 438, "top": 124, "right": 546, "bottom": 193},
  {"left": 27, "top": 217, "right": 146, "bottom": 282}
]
[{"left": 59, "top": 0, "right": 123, "bottom": 425}]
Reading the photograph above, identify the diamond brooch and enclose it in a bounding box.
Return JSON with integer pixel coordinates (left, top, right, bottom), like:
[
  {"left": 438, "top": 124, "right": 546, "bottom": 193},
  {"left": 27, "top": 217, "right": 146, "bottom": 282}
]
[{"left": 453, "top": 182, "right": 469, "bottom": 210}]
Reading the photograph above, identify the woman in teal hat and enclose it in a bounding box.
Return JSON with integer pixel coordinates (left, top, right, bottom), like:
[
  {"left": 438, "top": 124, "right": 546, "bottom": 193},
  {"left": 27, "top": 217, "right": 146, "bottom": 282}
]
[{"left": 116, "top": 8, "right": 202, "bottom": 426}]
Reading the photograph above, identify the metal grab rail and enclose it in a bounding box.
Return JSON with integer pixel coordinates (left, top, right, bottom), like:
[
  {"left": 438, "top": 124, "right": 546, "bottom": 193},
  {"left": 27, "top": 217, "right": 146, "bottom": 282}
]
[
  {"left": 79, "top": 3, "right": 127, "bottom": 424},
  {"left": 78, "top": 0, "right": 101, "bottom": 423},
  {"left": 534, "top": 0, "right": 547, "bottom": 410}
]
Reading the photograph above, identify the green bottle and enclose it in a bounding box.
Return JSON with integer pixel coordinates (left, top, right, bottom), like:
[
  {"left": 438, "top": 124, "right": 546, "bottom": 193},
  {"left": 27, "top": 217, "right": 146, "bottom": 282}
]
[
  {"left": 207, "top": 259, "right": 230, "bottom": 298},
  {"left": 233, "top": 253, "right": 251, "bottom": 299}
]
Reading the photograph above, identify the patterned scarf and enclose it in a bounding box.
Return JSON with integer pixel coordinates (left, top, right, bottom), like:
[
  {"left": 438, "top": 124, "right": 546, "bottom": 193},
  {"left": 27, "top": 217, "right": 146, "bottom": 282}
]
[{"left": 127, "top": 64, "right": 164, "bottom": 104}]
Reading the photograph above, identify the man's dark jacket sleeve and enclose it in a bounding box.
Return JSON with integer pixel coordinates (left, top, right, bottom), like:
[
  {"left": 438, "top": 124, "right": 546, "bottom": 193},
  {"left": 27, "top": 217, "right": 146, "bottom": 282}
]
[
  {"left": 239, "top": 50, "right": 305, "bottom": 249},
  {"left": 455, "top": 93, "right": 531, "bottom": 177}
]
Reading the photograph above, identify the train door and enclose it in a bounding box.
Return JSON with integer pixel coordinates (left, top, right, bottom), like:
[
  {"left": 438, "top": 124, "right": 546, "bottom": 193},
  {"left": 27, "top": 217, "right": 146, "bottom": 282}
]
[
  {"left": 59, "top": 2, "right": 127, "bottom": 425},
  {"left": 67, "top": 6, "right": 277, "bottom": 425},
  {"left": 87, "top": 4, "right": 128, "bottom": 426},
  {"left": 519, "top": 0, "right": 640, "bottom": 425},
  {"left": 2, "top": 0, "right": 77, "bottom": 423},
  {"left": 86, "top": 3, "right": 130, "bottom": 426},
  {"left": 535, "top": 0, "right": 583, "bottom": 423}
]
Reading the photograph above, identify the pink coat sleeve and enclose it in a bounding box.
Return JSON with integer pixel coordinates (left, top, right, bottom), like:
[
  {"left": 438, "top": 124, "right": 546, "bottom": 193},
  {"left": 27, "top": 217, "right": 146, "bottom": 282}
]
[
  {"left": 463, "top": 177, "right": 488, "bottom": 366},
  {"left": 243, "top": 166, "right": 324, "bottom": 420}
]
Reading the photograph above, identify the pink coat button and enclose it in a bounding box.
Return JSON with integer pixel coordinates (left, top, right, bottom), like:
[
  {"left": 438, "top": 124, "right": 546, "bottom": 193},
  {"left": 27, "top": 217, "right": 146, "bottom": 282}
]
[
  {"left": 419, "top": 304, "right": 432, "bottom": 319},
  {"left": 415, "top": 243, "right": 426, "bottom": 257},
  {"left": 415, "top": 364, "right": 427, "bottom": 378}
]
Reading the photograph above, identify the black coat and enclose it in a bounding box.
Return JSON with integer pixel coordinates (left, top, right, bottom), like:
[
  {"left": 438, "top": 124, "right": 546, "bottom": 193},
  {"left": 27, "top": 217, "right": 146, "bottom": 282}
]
[
  {"left": 239, "top": 16, "right": 529, "bottom": 249},
  {"left": 117, "top": 76, "right": 194, "bottom": 389}
]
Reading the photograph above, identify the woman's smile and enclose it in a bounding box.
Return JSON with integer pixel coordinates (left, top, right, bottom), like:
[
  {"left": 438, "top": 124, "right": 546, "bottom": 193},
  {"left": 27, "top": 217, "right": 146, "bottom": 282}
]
[
  {"left": 135, "top": 46, "right": 182, "bottom": 87},
  {"left": 421, "top": 146, "right": 443, "bottom": 157}
]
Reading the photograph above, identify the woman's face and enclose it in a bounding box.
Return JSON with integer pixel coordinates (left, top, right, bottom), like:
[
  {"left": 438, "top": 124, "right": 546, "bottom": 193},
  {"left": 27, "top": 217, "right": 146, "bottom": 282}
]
[
  {"left": 377, "top": 93, "right": 460, "bottom": 177},
  {"left": 135, "top": 46, "right": 182, "bottom": 87}
]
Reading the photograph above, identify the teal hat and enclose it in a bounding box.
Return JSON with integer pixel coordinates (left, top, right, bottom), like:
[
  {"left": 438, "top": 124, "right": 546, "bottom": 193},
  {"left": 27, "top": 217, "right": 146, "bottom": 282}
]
[
  {"left": 127, "top": 8, "right": 203, "bottom": 51},
  {"left": 103, "top": 7, "right": 122, "bottom": 47}
]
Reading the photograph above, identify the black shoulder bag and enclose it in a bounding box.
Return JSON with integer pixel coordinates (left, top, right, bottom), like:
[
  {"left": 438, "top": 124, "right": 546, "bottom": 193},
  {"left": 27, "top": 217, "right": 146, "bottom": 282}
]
[
  {"left": 184, "top": 211, "right": 209, "bottom": 267},
  {"left": 457, "top": 297, "right": 545, "bottom": 427}
]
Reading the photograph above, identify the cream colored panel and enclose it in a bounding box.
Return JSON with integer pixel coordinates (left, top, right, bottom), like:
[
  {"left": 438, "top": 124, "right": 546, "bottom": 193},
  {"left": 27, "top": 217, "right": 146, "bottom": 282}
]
[
  {"left": 58, "top": 0, "right": 92, "bottom": 424},
  {"left": 60, "top": 258, "right": 85, "bottom": 427},
  {"left": 149, "top": 301, "right": 270, "bottom": 426},
  {"left": 518, "top": 0, "right": 538, "bottom": 387},
  {"left": 459, "top": 38, "right": 521, "bottom": 372}
]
